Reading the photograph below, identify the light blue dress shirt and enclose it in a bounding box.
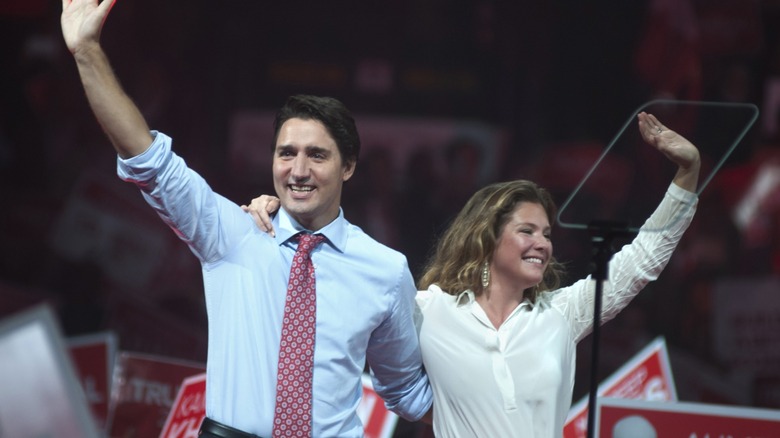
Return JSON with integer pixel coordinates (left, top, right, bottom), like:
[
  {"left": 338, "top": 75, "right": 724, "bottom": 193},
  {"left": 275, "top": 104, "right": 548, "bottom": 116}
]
[{"left": 117, "top": 131, "right": 431, "bottom": 437}]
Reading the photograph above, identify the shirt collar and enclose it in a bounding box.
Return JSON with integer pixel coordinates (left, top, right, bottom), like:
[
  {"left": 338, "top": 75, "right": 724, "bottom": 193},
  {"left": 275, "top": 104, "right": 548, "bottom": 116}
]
[
  {"left": 456, "top": 288, "right": 535, "bottom": 311},
  {"left": 456, "top": 289, "right": 476, "bottom": 306},
  {"left": 274, "top": 207, "right": 348, "bottom": 252}
]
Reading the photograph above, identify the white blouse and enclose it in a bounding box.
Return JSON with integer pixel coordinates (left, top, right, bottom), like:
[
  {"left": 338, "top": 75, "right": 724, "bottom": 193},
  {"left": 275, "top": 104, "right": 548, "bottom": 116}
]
[{"left": 415, "top": 183, "right": 698, "bottom": 438}]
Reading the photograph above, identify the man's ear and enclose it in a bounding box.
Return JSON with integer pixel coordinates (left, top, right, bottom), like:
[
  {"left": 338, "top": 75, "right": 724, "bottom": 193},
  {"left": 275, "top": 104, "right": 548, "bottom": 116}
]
[{"left": 342, "top": 160, "right": 356, "bottom": 182}]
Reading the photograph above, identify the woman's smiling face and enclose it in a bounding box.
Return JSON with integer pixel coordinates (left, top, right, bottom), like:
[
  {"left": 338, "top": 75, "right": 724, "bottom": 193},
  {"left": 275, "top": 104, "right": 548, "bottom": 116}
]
[{"left": 490, "top": 202, "right": 553, "bottom": 291}]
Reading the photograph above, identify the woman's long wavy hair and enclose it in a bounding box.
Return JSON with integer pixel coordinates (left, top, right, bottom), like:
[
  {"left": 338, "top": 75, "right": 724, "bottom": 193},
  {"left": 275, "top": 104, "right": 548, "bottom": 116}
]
[{"left": 418, "top": 180, "right": 565, "bottom": 303}]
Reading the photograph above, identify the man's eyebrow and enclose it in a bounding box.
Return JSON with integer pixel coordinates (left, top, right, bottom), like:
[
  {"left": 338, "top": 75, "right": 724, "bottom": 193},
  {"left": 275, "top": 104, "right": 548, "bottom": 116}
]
[
  {"left": 304, "top": 145, "right": 329, "bottom": 154},
  {"left": 275, "top": 144, "right": 329, "bottom": 152}
]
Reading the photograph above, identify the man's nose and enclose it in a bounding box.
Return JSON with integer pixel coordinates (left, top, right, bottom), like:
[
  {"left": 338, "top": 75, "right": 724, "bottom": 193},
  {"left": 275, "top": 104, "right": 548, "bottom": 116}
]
[{"left": 291, "top": 156, "right": 309, "bottom": 179}]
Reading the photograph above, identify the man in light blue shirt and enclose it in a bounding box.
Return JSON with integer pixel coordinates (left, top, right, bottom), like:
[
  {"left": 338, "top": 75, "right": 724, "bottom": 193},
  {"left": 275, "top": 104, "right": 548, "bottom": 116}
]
[{"left": 61, "top": 0, "right": 432, "bottom": 436}]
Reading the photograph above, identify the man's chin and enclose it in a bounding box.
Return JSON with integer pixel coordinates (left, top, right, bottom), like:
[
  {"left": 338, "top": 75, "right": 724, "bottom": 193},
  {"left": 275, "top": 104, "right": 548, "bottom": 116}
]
[
  {"left": 284, "top": 204, "right": 311, "bottom": 217},
  {"left": 283, "top": 204, "right": 316, "bottom": 223}
]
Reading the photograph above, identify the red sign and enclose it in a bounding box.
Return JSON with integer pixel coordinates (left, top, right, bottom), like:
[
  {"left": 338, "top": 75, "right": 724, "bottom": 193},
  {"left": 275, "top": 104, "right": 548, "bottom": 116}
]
[
  {"left": 358, "top": 374, "right": 399, "bottom": 438},
  {"left": 597, "top": 398, "right": 780, "bottom": 437},
  {"left": 157, "top": 373, "right": 398, "bottom": 437},
  {"left": 107, "top": 352, "right": 205, "bottom": 438},
  {"left": 563, "top": 337, "right": 677, "bottom": 438},
  {"left": 159, "top": 373, "right": 206, "bottom": 438},
  {"left": 68, "top": 332, "right": 118, "bottom": 432}
]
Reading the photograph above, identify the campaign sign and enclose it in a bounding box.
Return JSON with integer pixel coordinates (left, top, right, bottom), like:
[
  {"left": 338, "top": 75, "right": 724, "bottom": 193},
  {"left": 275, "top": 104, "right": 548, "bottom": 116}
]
[
  {"left": 713, "top": 277, "right": 780, "bottom": 376},
  {"left": 68, "top": 331, "right": 118, "bottom": 432},
  {"left": 359, "top": 374, "right": 399, "bottom": 438},
  {"left": 597, "top": 397, "right": 780, "bottom": 437},
  {"left": 0, "top": 305, "right": 100, "bottom": 438},
  {"left": 107, "top": 351, "right": 205, "bottom": 437},
  {"left": 563, "top": 337, "right": 677, "bottom": 438},
  {"left": 157, "top": 373, "right": 398, "bottom": 437},
  {"left": 159, "top": 372, "right": 206, "bottom": 438}
]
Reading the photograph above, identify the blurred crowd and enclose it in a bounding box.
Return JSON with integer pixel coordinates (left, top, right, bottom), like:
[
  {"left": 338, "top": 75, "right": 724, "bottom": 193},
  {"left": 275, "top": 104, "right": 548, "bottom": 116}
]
[{"left": 1, "top": 0, "right": 779, "bottom": 422}]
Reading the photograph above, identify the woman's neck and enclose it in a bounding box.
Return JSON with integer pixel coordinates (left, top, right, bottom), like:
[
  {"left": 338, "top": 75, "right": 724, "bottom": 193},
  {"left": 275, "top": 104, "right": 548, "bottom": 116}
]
[{"left": 475, "top": 284, "right": 525, "bottom": 329}]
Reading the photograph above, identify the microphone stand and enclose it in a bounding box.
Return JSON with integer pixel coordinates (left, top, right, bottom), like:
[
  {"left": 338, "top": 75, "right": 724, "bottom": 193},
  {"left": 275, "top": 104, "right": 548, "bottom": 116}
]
[{"left": 585, "top": 220, "right": 636, "bottom": 438}]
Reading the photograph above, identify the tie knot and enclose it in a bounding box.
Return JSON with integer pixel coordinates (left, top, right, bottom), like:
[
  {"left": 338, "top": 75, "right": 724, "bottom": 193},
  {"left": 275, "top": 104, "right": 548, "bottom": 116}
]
[{"left": 296, "top": 233, "right": 325, "bottom": 256}]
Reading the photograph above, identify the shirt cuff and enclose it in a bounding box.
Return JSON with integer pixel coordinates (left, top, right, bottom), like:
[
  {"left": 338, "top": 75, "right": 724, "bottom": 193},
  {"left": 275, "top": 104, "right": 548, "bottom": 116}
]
[
  {"left": 668, "top": 181, "right": 698, "bottom": 205},
  {"left": 116, "top": 130, "right": 172, "bottom": 184}
]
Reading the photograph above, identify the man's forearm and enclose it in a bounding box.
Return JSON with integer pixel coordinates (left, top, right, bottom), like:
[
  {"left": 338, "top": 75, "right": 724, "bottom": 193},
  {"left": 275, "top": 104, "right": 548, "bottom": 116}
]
[{"left": 73, "top": 42, "right": 153, "bottom": 158}]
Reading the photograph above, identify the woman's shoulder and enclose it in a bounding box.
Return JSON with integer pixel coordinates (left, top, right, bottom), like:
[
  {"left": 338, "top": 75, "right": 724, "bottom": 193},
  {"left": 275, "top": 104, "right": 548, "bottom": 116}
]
[{"left": 416, "top": 284, "right": 468, "bottom": 308}]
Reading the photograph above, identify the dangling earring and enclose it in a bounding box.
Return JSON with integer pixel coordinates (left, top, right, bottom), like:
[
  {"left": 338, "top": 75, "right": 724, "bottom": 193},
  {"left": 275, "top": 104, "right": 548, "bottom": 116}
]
[{"left": 481, "top": 261, "right": 490, "bottom": 288}]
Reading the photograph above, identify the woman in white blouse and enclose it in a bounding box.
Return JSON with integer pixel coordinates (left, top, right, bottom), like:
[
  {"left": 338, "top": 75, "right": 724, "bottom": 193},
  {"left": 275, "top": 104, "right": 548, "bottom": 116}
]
[
  {"left": 246, "top": 111, "right": 701, "bottom": 437},
  {"left": 414, "top": 111, "right": 700, "bottom": 437}
]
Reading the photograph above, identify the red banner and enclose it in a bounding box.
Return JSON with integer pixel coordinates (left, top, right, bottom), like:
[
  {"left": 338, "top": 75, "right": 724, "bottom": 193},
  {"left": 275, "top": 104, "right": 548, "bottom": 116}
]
[
  {"left": 107, "top": 352, "right": 205, "bottom": 438},
  {"left": 597, "top": 398, "right": 780, "bottom": 437},
  {"left": 563, "top": 337, "right": 677, "bottom": 438},
  {"left": 68, "top": 332, "right": 118, "bottom": 432}
]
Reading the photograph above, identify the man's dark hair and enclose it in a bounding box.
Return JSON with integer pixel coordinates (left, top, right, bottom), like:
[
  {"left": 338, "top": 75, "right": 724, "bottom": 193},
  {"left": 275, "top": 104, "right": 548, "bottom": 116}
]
[{"left": 272, "top": 95, "right": 361, "bottom": 165}]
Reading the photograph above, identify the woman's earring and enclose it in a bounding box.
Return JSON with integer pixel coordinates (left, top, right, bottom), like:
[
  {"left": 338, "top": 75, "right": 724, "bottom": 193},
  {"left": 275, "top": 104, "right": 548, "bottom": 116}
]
[{"left": 481, "top": 262, "right": 490, "bottom": 288}]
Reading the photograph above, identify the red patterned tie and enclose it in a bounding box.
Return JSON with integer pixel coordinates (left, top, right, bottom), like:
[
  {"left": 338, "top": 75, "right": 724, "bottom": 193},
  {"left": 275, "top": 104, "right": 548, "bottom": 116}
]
[{"left": 273, "top": 233, "right": 325, "bottom": 438}]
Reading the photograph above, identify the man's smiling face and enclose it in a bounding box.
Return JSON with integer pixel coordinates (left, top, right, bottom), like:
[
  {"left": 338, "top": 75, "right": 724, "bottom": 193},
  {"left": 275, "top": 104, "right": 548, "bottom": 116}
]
[{"left": 272, "top": 118, "right": 355, "bottom": 231}]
